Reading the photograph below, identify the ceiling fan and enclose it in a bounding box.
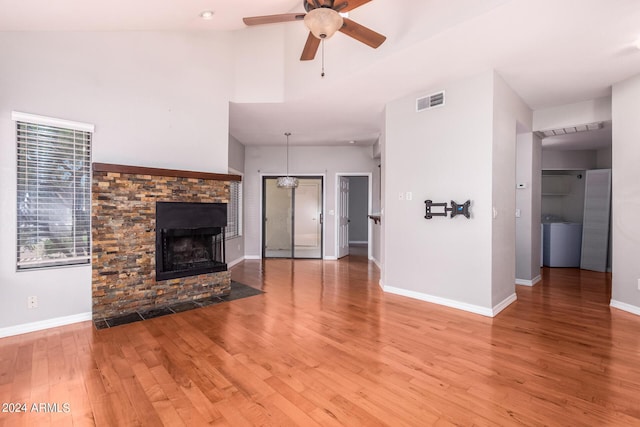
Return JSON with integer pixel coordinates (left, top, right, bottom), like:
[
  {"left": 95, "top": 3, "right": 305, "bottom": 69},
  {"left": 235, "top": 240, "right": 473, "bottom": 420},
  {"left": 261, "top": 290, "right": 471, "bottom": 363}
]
[{"left": 243, "top": 0, "right": 386, "bottom": 61}]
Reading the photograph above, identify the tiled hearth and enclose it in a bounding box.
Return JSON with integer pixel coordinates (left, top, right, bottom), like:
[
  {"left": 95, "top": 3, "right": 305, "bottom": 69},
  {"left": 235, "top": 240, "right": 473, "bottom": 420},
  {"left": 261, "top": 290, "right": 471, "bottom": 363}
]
[
  {"left": 91, "top": 163, "right": 241, "bottom": 320},
  {"left": 94, "top": 281, "right": 263, "bottom": 329}
]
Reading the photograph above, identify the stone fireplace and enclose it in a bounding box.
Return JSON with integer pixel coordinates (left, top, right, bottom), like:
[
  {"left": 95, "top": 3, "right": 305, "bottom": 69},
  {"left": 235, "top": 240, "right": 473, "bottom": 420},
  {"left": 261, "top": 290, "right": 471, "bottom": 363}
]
[{"left": 91, "top": 163, "right": 241, "bottom": 320}]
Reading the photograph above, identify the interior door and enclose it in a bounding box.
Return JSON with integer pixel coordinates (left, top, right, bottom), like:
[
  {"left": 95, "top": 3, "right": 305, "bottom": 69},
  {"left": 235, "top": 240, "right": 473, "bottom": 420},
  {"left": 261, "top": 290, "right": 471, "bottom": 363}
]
[{"left": 338, "top": 176, "right": 350, "bottom": 258}]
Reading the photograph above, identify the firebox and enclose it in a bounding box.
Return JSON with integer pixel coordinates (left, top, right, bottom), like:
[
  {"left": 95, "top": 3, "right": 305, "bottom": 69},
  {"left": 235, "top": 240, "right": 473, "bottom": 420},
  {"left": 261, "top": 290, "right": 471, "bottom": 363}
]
[{"left": 155, "top": 202, "right": 227, "bottom": 281}]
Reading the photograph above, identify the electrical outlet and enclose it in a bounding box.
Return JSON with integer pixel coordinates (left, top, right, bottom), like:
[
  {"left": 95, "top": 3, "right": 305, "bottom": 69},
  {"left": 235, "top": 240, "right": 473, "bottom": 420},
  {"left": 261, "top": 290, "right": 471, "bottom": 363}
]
[{"left": 27, "top": 296, "right": 38, "bottom": 309}]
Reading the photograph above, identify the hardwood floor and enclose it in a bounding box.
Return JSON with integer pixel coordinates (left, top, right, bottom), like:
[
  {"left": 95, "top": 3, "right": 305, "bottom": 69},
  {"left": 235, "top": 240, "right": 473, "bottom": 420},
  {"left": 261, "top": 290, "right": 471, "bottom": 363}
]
[{"left": 1, "top": 256, "right": 639, "bottom": 426}]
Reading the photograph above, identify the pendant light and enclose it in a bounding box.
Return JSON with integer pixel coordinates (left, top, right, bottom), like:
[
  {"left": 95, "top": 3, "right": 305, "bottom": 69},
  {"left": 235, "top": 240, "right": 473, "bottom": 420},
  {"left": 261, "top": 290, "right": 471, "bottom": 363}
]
[{"left": 277, "top": 132, "right": 299, "bottom": 189}]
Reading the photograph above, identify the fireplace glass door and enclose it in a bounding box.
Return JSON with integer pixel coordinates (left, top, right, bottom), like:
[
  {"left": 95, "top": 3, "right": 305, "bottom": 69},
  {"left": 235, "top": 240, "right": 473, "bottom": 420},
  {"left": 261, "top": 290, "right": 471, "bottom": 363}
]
[{"left": 263, "top": 177, "right": 323, "bottom": 259}]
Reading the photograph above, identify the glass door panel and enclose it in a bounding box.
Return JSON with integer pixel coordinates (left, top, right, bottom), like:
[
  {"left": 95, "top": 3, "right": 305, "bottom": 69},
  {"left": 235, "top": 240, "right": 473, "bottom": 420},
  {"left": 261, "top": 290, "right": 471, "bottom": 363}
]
[{"left": 264, "top": 178, "right": 293, "bottom": 258}]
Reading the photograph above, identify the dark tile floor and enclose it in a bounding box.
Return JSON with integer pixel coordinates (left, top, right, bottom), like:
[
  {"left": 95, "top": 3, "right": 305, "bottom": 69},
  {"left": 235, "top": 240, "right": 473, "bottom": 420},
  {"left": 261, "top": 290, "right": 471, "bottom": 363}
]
[{"left": 94, "top": 281, "right": 263, "bottom": 330}]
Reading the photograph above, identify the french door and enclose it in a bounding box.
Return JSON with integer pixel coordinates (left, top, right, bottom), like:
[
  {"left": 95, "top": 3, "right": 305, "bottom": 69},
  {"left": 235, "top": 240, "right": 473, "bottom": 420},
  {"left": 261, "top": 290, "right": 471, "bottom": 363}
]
[{"left": 263, "top": 176, "right": 323, "bottom": 259}]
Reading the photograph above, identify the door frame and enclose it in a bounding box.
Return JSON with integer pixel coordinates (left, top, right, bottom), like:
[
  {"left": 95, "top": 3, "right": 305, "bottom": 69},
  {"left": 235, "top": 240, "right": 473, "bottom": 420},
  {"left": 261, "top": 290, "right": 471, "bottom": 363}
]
[
  {"left": 260, "top": 174, "right": 326, "bottom": 259},
  {"left": 335, "top": 172, "right": 373, "bottom": 260}
]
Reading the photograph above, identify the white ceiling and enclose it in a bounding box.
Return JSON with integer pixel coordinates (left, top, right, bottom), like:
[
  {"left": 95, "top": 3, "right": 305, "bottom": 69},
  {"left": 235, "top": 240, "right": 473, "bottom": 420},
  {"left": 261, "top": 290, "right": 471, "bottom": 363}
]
[{"left": 2, "top": 0, "right": 638, "bottom": 150}]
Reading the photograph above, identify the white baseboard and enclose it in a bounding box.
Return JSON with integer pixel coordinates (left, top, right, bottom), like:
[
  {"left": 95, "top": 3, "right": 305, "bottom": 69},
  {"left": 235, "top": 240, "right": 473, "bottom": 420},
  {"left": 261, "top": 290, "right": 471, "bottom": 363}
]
[
  {"left": 244, "top": 255, "right": 262, "bottom": 260},
  {"left": 369, "top": 256, "right": 381, "bottom": 269},
  {"left": 378, "top": 279, "right": 385, "bottom": 290},
  {"left": 610, "top": 300, "right": 640, "bottom": 316},
  {"left": 0, "top": 312, "right": 93, "bottom": 339},
  {"left": 515, "top": 275, "right": 542, "bottom": 287},
  {"left": 227, "top": 257, "right": 245, "bottom": 268},
  {"left": 324, "top": 256, "right": 338, "bottom": 261},
  {"left": 382, "top": 286, "right": 516, "bottom": 318},
  {"left": 492, "top": 293, "right": 517, "bottom": 316}
]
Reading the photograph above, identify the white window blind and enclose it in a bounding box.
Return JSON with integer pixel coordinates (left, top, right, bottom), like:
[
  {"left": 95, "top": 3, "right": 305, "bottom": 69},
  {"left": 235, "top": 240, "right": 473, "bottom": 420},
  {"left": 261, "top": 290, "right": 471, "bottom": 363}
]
[
  {"left": 14, "top": 113, "right": 93, "bottom": 270},
  {"left": 226, "top": 180, "right": 242, "bottom": 240}
]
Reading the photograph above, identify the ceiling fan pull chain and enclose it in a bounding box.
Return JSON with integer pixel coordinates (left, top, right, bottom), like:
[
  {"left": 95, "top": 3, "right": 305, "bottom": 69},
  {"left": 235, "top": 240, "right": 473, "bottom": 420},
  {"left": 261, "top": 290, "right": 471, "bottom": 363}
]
[{"left": 321, "top": 38, "right": 325, "bottom": 78}]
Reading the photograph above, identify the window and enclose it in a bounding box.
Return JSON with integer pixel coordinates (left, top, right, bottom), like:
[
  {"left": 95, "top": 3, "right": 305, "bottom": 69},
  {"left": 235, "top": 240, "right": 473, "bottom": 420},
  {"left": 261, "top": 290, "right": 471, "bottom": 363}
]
[
  {"left": 226, "top": 176, "right": 242, "bottom": 240},
  {"left": 13, "top": 112, "right": 94, "bottom": 270}
]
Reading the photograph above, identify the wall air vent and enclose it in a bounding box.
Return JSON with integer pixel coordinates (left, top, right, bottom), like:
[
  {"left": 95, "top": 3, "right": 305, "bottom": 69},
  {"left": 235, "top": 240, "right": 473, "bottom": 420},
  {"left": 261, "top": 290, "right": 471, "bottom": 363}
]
[{"left": 416, "top": 91, "right": 445, "bottom": 112}]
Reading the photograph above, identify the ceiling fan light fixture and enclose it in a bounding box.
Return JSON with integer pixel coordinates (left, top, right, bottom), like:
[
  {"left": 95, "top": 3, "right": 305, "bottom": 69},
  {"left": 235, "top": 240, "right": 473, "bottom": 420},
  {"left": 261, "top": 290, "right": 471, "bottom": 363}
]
[{"left": 304, "top": 8, "right": 344, "bottom": 39}]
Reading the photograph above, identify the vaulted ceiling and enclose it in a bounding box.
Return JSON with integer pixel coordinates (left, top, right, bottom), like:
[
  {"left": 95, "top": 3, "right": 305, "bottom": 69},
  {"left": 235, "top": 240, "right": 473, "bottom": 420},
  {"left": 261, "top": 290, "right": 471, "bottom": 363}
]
[{"left": 2, "top": 0, "right": 639, "bottom": 149}]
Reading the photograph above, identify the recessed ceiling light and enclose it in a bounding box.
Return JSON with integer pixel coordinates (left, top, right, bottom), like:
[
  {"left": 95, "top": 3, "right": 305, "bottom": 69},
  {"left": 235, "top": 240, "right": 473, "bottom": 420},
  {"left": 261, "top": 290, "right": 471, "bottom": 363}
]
[{"left": 200, "top": 10, "right": 215, "bottom": 20}]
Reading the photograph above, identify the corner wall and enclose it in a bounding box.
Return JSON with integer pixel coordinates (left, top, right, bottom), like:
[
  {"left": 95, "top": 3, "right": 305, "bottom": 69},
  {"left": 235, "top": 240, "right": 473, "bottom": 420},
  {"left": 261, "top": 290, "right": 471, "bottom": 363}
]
[
  {"left": 516, "top": 133, "right": 542, "bottom": 284},
  {"left": 383, "top": 71, "right": 495, "bottom": 312},
  {"left": 491, "top": 73, "right": 533, "bottom": 305},
  {"left": 611, "top": 73, "right": 640, "bottom": 314},
  {"left": 383, "top": 70, "right": 531, "bottom": 316}
]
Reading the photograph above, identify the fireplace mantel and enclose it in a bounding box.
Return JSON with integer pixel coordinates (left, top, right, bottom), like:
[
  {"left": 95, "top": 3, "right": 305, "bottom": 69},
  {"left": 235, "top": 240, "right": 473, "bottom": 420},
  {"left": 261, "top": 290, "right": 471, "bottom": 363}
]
[{"left": 92, "top": 162, "right": 241, "bottom": 182}]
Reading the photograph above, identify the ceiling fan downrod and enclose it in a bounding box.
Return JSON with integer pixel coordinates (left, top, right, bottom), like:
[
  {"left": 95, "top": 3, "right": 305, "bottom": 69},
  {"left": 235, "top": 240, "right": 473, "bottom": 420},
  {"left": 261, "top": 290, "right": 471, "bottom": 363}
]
[{"left": 321, "top": 39, "right": 325, "bottom": 78}]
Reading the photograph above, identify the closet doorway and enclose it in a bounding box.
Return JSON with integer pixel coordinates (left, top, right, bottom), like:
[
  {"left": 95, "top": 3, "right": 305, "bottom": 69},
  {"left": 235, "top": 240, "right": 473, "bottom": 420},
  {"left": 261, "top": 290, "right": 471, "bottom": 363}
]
[{"left": 262, "top": 176, "right": 323, "bottom": 259}]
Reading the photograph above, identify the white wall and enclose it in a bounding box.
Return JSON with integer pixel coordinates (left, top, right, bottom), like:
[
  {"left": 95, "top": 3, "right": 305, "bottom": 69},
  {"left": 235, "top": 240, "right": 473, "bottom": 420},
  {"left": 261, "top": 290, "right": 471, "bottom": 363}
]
[
  {"left": 597, "top": 147, "right": 612, "bottom": 169},
  {"left": 384, "top": 71, "right": 495, "bottom": 310},
  {"left": 243, "top": 145, "right": 378, "bottom": 259},
  {"left": 533, "top": 97, "right": 612, "bottom": 131},
  {"left": 227, "top": 135, "right": 246, "bottom": 266},
  {"left": 542, "top": 150, "right": 597, "bottom": 170},
  {"left": 373, "top": 132, "right": 384, "bottom": 268},
  {"left": 491, "top": 73, "right": 533, "bottom": 305},
  {"left": 0, "top": 32, "right": 234, "bottom": 332},
  {"left": 516, "top": 133, "right": 542, "bottom": 283},
  {"left": 611, "top": 74, "right": 640, "bottom": 312},
  {"left": 231, "top": 26, "right": 285, "bottom": 103},
  {"left": 383, "top": 70, "right": 531, "bottom": 315}
]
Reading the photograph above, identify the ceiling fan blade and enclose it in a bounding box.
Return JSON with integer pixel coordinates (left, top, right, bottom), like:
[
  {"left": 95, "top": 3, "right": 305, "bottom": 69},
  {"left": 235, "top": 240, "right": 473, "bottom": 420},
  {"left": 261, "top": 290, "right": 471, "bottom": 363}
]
[
  {"left": 334, "top": 0, "right": 372, "bottom": 12},
  {"left": 339, "top": 18, "right": 386, "bottom": 48},
  {"left": 300, "top": 32, "right": 321, "bottom": 61},
  {"left": 243, "top": 13, "right": 305, "bottom": 26}
]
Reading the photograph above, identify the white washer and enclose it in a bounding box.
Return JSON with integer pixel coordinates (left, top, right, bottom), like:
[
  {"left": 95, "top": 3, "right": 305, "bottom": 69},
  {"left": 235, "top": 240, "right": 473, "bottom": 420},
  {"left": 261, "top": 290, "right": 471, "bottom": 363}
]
[{"left": 542, "top": 223, "right": 583, "bottom": 268}]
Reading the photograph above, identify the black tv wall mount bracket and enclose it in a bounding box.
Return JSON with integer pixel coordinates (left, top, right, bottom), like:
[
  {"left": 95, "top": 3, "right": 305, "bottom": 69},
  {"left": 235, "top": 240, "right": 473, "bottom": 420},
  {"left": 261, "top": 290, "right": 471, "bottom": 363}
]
[{"left": 424, "top": 200, "right": 471, "bottom": 219}]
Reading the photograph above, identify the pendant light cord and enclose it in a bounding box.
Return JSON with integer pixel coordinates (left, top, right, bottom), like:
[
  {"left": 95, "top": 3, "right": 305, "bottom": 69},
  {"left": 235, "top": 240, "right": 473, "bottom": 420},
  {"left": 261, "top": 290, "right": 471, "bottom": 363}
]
[{"left": 285, "top": 132, "right": 291, "bottom": 176}]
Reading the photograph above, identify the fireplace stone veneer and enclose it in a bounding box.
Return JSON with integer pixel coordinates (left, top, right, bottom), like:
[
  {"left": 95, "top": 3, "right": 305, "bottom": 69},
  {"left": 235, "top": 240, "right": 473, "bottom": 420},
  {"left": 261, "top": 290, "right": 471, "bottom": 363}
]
[{"left": 91, "top": 163, "right": 241, "bottom": 320}]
